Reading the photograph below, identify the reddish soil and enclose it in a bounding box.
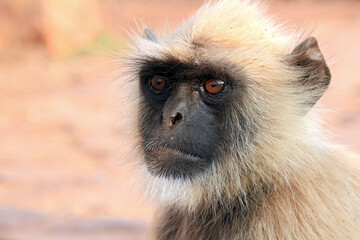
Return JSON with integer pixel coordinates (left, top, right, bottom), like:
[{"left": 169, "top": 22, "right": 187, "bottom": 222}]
[{"left": 0, "top": 0, "right": 359, "bottom": 239}]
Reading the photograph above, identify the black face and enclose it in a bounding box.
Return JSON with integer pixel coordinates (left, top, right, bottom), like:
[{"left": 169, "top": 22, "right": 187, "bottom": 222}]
[{"left": 138, "top": 58, "right": 242, "bottom": 179}]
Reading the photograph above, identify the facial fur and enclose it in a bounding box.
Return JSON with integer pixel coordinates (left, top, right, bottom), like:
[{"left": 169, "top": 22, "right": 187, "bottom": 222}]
[{"left": 124, "top": 0, "right": 332, "bottom": 210}]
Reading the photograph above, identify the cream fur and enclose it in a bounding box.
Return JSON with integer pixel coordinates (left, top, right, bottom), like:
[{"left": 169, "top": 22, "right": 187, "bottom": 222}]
[{"left": 123, "top": 0, "right": 360, "bottom": 239}]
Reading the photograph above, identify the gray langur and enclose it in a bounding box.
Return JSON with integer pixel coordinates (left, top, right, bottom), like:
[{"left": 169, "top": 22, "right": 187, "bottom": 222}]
[{"left": 123, "top": 0, "right": 360, "bottom": 239}]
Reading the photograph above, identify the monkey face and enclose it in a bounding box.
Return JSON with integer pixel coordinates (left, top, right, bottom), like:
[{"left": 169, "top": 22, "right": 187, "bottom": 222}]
[
  {"left": 125, "top": 0, "right": 332, "bottom": 208},
  {"left": 138, "top": 58, "right": 240, "bottom": 179}
]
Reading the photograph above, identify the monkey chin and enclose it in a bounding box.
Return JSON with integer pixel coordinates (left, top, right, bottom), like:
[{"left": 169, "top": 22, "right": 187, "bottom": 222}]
[{"left": 144, "top": 147, "right": 211, "bottom": 179}]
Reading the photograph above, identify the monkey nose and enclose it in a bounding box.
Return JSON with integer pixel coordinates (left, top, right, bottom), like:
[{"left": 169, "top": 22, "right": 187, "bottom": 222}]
[{"left": 168, "top": 112, "right": 183, "bottom": 128}]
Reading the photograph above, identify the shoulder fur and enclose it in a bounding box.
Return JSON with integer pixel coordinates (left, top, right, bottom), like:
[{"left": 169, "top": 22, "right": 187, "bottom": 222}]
[{"left": 122, "top": 1, "right": 360, "bottom": 239}]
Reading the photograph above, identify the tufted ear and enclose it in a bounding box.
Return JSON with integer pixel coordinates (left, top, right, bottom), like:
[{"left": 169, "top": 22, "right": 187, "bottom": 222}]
[
  {"left": 288, "top": 37, "right": 331, "bottom": 113},
  {"left": 144, "top": 28, "right": 158, "bottom": 42}
]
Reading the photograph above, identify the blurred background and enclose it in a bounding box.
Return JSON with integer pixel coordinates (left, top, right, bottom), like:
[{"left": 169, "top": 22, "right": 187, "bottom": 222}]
[{"left": 0, "top": 0, "right": 359, "bottom": 239}]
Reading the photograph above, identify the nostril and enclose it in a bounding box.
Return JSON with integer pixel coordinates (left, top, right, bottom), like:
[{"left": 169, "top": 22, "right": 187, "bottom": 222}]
[{"left": 169, "top": 112, "right": 183, "bottom": 127}]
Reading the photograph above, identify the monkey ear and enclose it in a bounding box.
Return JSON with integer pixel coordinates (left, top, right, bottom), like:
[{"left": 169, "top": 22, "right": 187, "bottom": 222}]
[
  {"left": 144, "top": 28, "right": 158, "bottom": 42},
  {"left": 288, "top": 37, "right": 331, "bottom": 113}
]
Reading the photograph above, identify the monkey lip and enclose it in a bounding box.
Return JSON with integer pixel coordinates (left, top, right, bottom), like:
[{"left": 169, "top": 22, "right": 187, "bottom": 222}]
[
  {"left": 144, "top": 147, "right": 209, "bottom": 179},
  {"left": 145, "top": 147, "right": 202, "bottom": 162}
]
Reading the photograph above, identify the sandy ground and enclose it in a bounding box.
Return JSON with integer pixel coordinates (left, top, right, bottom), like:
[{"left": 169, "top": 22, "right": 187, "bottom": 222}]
[{"left": 0, "top": 0, "right": 359, "bottom": 239}]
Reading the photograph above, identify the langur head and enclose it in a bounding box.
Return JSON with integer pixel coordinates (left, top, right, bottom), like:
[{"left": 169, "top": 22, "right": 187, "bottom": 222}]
[{"left": 124, "top": 0, "right": 330, "bottom": 209}]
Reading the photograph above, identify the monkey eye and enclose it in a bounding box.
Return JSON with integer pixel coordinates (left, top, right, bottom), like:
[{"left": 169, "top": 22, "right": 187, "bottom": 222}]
[
  {"left": 205, "top": 79, "right": 224, "bottom": 94},
  {"left": 150, "top": 75, "right": 167, "bottom": 90}
]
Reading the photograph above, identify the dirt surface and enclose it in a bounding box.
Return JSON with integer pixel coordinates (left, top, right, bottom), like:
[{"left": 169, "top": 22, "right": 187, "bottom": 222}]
[{"left": 0, "top": 0, "right": 359, "bottom": 239}]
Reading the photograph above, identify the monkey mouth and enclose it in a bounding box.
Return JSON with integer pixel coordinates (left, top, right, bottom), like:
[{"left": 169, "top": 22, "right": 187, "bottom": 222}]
[
  {"left": 144, "top": 147, "right": 209, "bottom": 179},
  {"left": 147, "top": 147, "right": 201, "bottom": 161}
]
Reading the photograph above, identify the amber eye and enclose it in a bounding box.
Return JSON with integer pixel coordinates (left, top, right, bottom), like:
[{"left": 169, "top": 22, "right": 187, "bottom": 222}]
[
  {"left": 205, "top": 79, "right": 224, "bottom": 94},
  {"left": 150, "top": 76, "right": 167, "bottom": 90}
]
